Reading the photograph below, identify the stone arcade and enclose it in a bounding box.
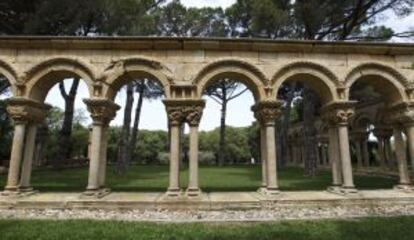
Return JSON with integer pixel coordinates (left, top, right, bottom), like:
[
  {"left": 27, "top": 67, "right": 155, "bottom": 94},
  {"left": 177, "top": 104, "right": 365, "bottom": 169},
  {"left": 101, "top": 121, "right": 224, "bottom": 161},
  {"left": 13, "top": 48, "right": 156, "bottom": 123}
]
[{"left": 1, "top": 36, "right": 414, "bottom": 201}]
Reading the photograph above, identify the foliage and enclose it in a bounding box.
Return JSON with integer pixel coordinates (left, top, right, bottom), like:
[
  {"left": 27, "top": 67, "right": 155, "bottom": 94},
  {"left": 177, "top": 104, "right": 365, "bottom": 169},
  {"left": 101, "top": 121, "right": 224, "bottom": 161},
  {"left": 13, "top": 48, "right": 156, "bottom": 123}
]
[{"left": 135, "top": 130, "right": 168, "bottom": 164}]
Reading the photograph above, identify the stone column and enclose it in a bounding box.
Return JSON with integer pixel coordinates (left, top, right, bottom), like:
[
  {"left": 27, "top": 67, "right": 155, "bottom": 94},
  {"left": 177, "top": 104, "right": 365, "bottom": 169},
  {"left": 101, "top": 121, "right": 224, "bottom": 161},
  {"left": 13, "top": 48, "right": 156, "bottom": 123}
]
[
  {"left": 327, "top": 126, "right": 342, "bottom": 187},
  {"left": 4, "top": 122, "right": 27, "bottom": 192},
  {"left": 19, "top": 124, "right": 38, "bottom": 191},
  {"left": 362, "top": 136, "right": 370, "bottom": 167},
  {"left": 393, "top": 127, "right": 412, "bottom": 189},
  {"left": 260, "top": 125, "right": 267, "bottom": 189},
  {"left": 321, "top": 144, "right": 328, "bottom": 166},
  {"left": 98, "top": 124, "right": 109, "bottom": 189},
  {"left": 354, "top": 140, "right": 363, "bottom": 169},
  {"left": 315, "top": 143, "right": 321, "bottom": 166},
  {"left": 3, "top": 98, "right": 50, "bottom": 194},
  {"left": 374, "top": 129, "right": 387, "bottom": 169},
  {"left": 252, "top": 100, "right": 282, "bottom": 195},
  {"left": 322, "top": 101, "right": 356, "bottom": 193},
  {"left": 384, "top": 137, "right": 393, "bottom": 168},
  {"left": 83, "top": 99, "right": 119, "bottom": 196},
  {"left": 405, "top": 124, "right": 414, "bottom": 174},
  {"left": 185, "top": 101, "right": 205, "bottom": 197}
]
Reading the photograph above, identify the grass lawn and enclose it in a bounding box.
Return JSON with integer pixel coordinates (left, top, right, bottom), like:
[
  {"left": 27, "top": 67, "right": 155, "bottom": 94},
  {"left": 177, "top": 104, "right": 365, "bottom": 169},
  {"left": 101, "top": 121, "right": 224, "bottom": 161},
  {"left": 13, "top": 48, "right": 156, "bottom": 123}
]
[
  {"left": 0, "top": 165, "right": 398, "bottom": 192},
  {"left": 0, "top": 216, "right": 413, "bottom": 240}
]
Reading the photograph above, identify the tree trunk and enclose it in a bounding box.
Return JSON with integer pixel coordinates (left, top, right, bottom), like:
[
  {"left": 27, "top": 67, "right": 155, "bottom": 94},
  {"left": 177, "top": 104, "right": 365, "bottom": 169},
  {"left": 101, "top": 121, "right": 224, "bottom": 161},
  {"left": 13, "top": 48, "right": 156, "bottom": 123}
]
[
  {"left": 218, "top": 96, "right": 227, "bottom": 166},
  {"left": 303, "top": 87, "right": 318, "bottom": 176},
  {"left": 54, "top": 78, "right": 80, "bottom": 169},
  {"left": 117, "top": 83, "right": 134, "bottom": 174},
  {"left": 129, "top": 84, "right": 144, "bottom": 163},
  {"left": 277, "top": 83, "right": 296, "bottom": 168}
]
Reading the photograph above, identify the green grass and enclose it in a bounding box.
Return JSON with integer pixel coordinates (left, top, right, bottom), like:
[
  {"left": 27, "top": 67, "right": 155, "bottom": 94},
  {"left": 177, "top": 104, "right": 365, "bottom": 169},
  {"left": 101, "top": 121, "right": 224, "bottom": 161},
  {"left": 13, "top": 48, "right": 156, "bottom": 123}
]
[
  {"left": 0, "top": 165, "right": 398, "bottom": 192},
  {"left": 0, "top": 216, "right": 413, "bottom": 240}
]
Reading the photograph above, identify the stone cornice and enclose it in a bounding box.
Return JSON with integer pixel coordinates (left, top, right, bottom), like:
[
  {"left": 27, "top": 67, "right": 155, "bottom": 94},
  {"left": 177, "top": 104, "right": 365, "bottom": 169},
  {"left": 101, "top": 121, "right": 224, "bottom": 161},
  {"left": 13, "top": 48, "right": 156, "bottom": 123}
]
[{"left": 0, "top": 36, "right": 413, "bottom": 55}]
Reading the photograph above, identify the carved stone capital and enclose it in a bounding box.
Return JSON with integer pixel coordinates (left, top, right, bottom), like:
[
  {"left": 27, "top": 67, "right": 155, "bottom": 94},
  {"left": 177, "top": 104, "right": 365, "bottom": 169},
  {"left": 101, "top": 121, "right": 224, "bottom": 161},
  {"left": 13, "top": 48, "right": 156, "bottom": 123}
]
[
  {"left": 163, "top": 99, "right": 205, "bottom": 126},
  {"left": 83, "top": 99, "right": 120, "bottom": 126},
  {"left": 251, "top": 100, "right": 283, "bottom": 126},
  {"left": 6, "top": 97, "right": 51, "bottom": 124},
  {"left": 321, "top": 101, "right": 356, "bottom": 126},
  {"left": 387, "top": 101, "right": 414, "bottom": 127}
]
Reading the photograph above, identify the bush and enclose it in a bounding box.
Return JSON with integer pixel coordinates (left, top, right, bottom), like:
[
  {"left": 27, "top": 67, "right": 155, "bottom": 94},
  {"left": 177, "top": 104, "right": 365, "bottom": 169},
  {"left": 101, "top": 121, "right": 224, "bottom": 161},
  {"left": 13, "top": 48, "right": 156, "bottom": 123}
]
[{"left": 198, "top": 151, "right": 216, "bottom": 165}]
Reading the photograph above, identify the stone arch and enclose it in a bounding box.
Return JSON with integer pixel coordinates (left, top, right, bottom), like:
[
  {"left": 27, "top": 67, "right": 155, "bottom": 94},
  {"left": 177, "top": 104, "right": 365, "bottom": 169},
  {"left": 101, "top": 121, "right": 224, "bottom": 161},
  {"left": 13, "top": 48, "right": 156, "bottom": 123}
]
[
  {"left": 0, "top": 59, "right": 18, "bottom": 95},
  {"left": 271, "top": 61, "right": 339, "bottom": 104},
  {"left": 103, "top": 57, "right": 172, "bottom": 101},
  {"left": 345, "top": 63, "right": 408, "bottom": 104},
  {"left": 24, "top": 57, "right": 95, "bottom": 102},
  {"left": 351, "top": 112, "right": 374, "bottom": 130},
  {"left": 193, "top": 58, "right": 268, "bottom": 101}
]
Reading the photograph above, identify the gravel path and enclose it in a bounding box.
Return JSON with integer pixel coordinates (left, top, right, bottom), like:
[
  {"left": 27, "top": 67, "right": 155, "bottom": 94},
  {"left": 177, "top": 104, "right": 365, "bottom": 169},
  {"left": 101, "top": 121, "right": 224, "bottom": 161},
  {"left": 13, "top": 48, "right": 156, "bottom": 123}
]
[{"left": 1, "top": 205, "right": 414, "bottom": 222}]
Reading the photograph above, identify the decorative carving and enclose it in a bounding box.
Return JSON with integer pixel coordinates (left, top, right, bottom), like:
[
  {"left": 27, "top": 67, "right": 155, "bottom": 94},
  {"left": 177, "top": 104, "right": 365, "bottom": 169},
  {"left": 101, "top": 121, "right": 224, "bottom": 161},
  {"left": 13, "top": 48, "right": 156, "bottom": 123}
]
[
  {"left": 98, "top": 60, "right": 125, "bottom": 82},
  {"left": 83, "top": 99, "right": 120, "bottom": 126},
  {"left": 321, "top": 101, "right": 356, "bottom": 126},
  {"left": 387, "top": 101, "right": 414, "bottom": 127},
  {"left": 6, "top": 97, "right": 51, "bottom": 124},
  {"left": 251, "top": 100, "right": 283, "bottom": 125},
  {"left": 163, "top": 99, "right": 205, "bottom": 126}
]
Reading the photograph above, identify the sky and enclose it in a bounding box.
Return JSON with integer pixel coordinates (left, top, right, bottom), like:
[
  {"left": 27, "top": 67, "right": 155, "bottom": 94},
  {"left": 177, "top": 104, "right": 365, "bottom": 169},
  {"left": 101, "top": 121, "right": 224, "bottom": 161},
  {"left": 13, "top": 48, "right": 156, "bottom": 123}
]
[{"left": 42, "top": 0, "right": 414, "bottom": 131}]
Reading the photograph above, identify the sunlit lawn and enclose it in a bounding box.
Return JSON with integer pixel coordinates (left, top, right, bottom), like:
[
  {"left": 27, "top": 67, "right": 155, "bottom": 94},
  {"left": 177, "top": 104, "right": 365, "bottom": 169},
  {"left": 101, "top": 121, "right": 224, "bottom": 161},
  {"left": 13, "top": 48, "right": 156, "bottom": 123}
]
[
  {"left": 0, "top": 165, "right": 398, "bottom": 192},
  {"left": 1, "top": 216, "right": 414, "bottom": 240}
]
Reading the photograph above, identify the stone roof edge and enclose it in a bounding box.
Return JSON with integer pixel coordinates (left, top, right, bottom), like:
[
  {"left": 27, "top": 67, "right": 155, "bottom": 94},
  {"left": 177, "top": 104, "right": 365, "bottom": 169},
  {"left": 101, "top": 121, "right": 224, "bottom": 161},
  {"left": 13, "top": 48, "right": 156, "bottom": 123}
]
[{"left": 0, "top": 36, "right": 413, "bottom": 55}]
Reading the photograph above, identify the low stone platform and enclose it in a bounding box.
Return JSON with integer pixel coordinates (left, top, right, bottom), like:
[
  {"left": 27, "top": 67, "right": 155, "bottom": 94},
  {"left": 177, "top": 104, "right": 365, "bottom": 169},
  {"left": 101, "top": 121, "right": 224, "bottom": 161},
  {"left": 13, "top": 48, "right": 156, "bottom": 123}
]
[{"left": 1, "top": 190, "right": 414, "bottom": 211}]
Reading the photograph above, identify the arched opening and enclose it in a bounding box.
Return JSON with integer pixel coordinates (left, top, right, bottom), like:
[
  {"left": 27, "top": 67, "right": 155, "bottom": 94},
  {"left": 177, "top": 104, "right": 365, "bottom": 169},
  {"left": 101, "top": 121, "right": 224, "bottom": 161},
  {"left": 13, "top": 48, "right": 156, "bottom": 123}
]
[
  {"left": 0, "top": 73, "right": 12, "bottom": 173},
  {"left": 108, "top": 71, "right": 168, "bottom": 192},
  {"left": 347, "top": 68, "right": 405, "bottom": 190},
  {"left": 274, "top": 71, "right": 335, "bottom": 191},
  {"left": 18, "top": 64, "right": 93, "bottom": 192},
  {"left": 197, "top": 73, "right": 260, "bottom": 192}
]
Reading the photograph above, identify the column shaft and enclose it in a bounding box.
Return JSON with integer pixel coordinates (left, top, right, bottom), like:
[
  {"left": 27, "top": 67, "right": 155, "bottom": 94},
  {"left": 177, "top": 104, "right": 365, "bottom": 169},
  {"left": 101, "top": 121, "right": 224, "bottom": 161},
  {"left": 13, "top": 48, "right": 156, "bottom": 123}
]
[
  {"left": 338, "top": 125, "right": 355, "bottom": 189},
  {"left": 19, "top": 124, "right": 38, "bottom": 190},
  {"left": 187, "top": 125, "right": 200, "bottom": 195},
  {"left": 377, "top": 137, "right": 386, "bottom": 169},
  {"left": 362, "top": 139, "right": 370, "bottom": 167},
  {"left": 86, "top": 123, "right": 103, "bottom": 191},
  {"left": 355, "top": 141, "right": 363, "bottom": 169},
  {"left": 266, "top": 124, "right": 278, "bottom": 193},
  {"left": 168, "top": 124, "right": 181, "bottom": 195},
  {"left": 5, "top": 123, "right": 27, "bottom": 191},
  {"left": 394, "top": 128, "right": 411, "bottom": 185},
  {"left": 98, "top": 125, "right": 108, "bottom": 188},
  {"left": 405, "top": 125, "right": 414, "bottom": 174},
  {"left": 328, "top": 127, "right": 342, "bottom": 186},
  {"left": 260, "top": 125, "right": 267, "bottom": 188}
]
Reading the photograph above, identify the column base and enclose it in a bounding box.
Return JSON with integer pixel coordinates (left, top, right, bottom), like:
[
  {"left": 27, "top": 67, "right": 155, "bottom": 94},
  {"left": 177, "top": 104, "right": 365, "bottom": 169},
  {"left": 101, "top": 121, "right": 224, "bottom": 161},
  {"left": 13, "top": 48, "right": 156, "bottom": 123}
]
[
  {"left": 1, "top": 187, "right": 38, "bottom": 197},
  {"left": 257, "top": 187, "right": 267, "bottom": 194},
  {"left": 166, "top": 188, "right": 182, "bottom": 197},
  {"left": 263, "top": 187, "right": 280, "bottom": 196},
  {"left": 327, "top": 185, "right": 358, "bottom": 195},
  {"left": 82, "top": 188, "right": 110, "bottom": 199},
  {"left": 186, "top": 188, "right": 202, "bottom": 198},
  {"left": 394, "top": 184, "right": 414, "bottom": 192}
]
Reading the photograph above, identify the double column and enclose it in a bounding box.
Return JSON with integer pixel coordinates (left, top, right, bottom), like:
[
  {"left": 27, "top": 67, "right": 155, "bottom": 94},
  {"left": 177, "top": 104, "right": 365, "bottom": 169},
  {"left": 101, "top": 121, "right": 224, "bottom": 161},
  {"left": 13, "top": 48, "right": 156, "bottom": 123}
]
[
  {"left": 3, "top": 98, "right": 50, "bottom": 195},
  {"left": 164, "top": 99, "right": 205, "bottom": 197},
  {"left": 83, "top": 99, "right": 120, "bottom": 196},
  {"left": 388, "top": 102, "right": 414, "bottom": 190},
  {"left": 322, "top": 101, "right": 357, "bottom": 193},
  {"left": 252, "top": 100, "right": 282, "bottom": 195}
]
